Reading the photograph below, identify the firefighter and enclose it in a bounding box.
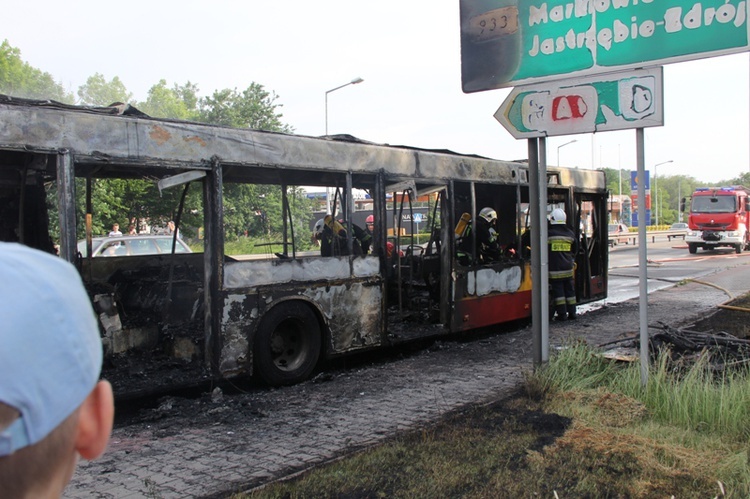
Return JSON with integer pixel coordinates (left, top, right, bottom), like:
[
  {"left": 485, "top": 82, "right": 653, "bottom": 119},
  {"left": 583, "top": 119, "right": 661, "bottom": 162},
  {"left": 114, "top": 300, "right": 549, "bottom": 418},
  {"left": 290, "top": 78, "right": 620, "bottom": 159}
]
[
  {"left": 348, "top": 219, "right": 372, "bottom": 254},
  {"left": 476, "top": 207, "right": 502, "bottom": 262},
  {"left": 548, "top": 208, "right": 577, "bottom": 321},
  {"left": 456, "top": 207, "right": 502, "bottom": 264},
  {"left": 312, "top": 216, "right": 363, "bottom": 256}
]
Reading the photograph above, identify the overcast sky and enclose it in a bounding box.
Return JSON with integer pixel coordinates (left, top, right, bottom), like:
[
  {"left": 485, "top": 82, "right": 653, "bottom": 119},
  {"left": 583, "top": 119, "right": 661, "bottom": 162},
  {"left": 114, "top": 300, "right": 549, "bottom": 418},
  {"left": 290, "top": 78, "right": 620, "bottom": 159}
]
[{"left": 4, "top": 1, "right": 749, "bottom": 184}]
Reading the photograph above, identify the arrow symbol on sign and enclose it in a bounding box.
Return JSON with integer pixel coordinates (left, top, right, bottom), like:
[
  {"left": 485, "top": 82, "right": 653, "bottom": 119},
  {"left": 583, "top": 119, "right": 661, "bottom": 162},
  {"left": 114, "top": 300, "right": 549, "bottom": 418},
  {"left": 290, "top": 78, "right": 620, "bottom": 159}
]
[
  {"left": 496, "top": 86, "right": 598, "bottom": 139},
  {"left": 493, "top": 68, "right": 663, "bottom": 139}
]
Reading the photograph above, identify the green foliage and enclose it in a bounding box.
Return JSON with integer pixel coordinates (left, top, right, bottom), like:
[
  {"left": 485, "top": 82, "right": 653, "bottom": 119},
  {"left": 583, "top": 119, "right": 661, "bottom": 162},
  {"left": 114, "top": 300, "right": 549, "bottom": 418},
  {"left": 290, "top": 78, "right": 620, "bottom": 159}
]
[
  {"left": 197, "top": 83, "right": 293, "bottom": 132},
  {"left": 77, "top": 72, "right": 133, "bottom": 106},
  {"left": 63, "top": 178, "right": 202, "bottom": 239},
  {"left": 222, "top": 184, "right": 314, "bottom": 245},
  {"left": 533, "top": 343, "right": 750, "bottom": 443},
  {"left": 138, "top": 80, "right": 200, "bottom": 120},
  {"left": 600, "top": 167, "right": 630, "bottom": 197},
  {"left": 0, "top": 40, "right": 74, "bottom": 102},
  {"left": 224, "top": 232, "right": 316, "bottom": 256}
]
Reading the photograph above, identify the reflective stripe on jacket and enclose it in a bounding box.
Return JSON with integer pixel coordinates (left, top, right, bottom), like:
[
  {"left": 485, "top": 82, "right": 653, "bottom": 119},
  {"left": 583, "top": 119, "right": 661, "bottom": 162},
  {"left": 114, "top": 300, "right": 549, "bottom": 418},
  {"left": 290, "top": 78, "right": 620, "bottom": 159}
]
[{"left": 548, "top": 223, "right": 576, "bottom": 280}]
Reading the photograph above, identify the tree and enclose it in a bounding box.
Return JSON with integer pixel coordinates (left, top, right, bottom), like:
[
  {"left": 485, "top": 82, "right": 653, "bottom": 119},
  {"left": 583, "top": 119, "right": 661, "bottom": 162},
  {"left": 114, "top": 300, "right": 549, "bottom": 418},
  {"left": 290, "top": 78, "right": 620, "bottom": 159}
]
[
  {"left": 197, "top": 83, "right": 293, "bottom": 132},
  {"left": 138, "top": 80, "right": 200, "bottom": 120},
  {"left": 77, "top": 73, "right": 133, "bottom": 106},
  {"left": 194, "top": 82, "right": 298, "bottom": 240},
  {"left": 724, "top": 171, "right": 750, "bottom": 187},
  {"left": 600, "top": 167, "right": 631, "bottom": 197},
  {"left": 0, "top": 40, "right": 73, "bottom": 102}
]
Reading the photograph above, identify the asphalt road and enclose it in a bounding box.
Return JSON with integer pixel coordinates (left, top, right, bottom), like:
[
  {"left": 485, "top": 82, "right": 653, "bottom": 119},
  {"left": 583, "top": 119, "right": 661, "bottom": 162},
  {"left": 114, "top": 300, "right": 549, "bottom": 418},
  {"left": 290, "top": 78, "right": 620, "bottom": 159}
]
[{"left": 604, "top": 236, "right": 747, "bottom": 305}]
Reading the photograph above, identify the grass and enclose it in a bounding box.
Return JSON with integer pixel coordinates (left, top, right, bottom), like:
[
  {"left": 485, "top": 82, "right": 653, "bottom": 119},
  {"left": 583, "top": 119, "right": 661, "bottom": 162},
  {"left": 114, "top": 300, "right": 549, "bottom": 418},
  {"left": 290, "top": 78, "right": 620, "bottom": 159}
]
[
  {"left": 217, "top": 235, "right": 317, "bottom": 255},
  {"left": 233, "top": 344, "right": 750, "bottom": 498}
]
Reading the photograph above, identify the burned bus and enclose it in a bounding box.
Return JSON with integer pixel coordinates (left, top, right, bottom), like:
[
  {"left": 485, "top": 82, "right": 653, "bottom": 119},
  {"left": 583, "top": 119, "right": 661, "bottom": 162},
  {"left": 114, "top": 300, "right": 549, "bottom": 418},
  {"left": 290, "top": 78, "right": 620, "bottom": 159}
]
[{"left": 0, "top": 96, "right": 609, "bottom": 395}]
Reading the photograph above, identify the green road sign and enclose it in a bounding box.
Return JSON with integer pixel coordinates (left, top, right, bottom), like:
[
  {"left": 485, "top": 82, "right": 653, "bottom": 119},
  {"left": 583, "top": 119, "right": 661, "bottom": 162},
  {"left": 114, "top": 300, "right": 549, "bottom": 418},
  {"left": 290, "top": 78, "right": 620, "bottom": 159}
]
[
  {"left": 461, "top": 0, "right": 749, "bottom": 93},
  {"left": 494, "top": 67, "right": 663, "bottom": 138}
]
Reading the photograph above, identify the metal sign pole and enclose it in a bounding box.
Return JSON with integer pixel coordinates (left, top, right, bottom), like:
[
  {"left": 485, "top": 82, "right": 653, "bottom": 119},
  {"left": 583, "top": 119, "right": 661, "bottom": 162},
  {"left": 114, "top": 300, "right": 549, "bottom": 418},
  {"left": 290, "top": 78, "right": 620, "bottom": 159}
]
[
  {"left": 636, "top": 128, "right": 649, "bottom": 386},
  {"left": 529, "top": 138, "right": 542, "bottom": 365},
  {"left": 529, "top": 138, "right": 550, "bottom": 365},
  {"left": 539, "top": 137, "right": 550, "bottom": 362}
]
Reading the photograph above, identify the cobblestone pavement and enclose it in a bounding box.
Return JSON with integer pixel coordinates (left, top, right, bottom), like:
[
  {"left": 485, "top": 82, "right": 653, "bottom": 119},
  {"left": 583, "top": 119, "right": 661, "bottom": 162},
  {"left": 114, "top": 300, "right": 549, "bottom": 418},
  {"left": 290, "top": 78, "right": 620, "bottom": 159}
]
[{"left": 65, "top": 259, "right": 750, "bottom": 498}]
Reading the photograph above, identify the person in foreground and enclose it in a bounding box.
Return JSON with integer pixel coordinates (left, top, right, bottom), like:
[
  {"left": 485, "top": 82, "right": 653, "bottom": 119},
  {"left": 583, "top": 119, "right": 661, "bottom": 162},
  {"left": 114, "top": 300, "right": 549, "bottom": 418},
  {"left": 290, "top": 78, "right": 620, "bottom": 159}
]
[{"left": 0, "top": 242, "right": 114, "bottom": 498}]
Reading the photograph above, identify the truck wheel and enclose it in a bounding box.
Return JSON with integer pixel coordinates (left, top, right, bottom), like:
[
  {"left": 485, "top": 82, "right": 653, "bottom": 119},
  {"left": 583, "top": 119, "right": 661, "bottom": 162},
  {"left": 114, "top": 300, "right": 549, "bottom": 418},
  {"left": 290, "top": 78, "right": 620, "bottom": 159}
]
[
  {"left": 254, "top": 301, "right": 321, "bottom": 386},
  {"left": 736, "top": 244, "right": 743, "bottom": 254},
  {"left": 688, "top": 244, "right": 697, "bottom": 254}
]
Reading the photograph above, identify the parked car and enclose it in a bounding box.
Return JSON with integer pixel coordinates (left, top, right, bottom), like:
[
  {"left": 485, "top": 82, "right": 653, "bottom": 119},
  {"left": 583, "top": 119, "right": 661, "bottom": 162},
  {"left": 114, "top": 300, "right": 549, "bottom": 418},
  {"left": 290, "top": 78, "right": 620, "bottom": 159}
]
[
  {"left": 77, "top": 234, "right": 192, "bottom": 257},
  {"left": 608, "top": 223, "right": 630, "bottom": 246},
  {"left": 670, "top": 222, "right": 688, "bottom": 230}
]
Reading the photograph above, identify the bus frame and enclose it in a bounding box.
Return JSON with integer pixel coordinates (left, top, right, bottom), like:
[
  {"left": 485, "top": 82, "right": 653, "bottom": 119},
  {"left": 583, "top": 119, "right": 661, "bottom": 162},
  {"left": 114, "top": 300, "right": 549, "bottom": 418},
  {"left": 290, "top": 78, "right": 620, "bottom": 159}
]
[{"left": 0, "top": 96, "right": 609, "bottom": 394}]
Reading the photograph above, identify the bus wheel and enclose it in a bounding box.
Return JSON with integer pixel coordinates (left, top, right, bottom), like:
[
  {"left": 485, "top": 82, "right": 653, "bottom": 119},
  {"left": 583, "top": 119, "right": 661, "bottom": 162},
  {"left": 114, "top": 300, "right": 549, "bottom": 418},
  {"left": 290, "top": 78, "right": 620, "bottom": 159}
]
[
  {"left": 688, "top": 244, "right": 697, "bottom": 254},
  {"left": 736, "top": 243, "right": 743, "bottom": 254},
  {"left": 254, "top": 302, "right": 321, "bottom": 386}
]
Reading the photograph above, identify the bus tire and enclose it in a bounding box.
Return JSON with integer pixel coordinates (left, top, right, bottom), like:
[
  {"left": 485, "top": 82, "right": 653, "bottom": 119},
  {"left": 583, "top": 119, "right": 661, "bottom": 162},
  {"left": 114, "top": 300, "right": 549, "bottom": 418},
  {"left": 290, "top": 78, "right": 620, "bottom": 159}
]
[
  {"left": 736, "top": 243, "right": 743, "bottom": 254},
  {"left": 688, "top": 244, "right": 697, "bottom": 254},
  {"left": 253, "top": 301, "right": 321, "bottom": 386}
]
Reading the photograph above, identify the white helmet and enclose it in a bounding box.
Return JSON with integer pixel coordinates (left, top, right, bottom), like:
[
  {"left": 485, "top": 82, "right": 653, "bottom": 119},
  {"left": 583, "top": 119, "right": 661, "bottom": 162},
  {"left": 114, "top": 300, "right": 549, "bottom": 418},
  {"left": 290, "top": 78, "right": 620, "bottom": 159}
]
[
  {"left": 550, "top": 208, "right": 567, "bottom": 225},
  {"left": 313, "top": 218, "right": 325, "bottom": 237},
  {"left": 478, "top": 207, "right": 497, "bottom": 224}
]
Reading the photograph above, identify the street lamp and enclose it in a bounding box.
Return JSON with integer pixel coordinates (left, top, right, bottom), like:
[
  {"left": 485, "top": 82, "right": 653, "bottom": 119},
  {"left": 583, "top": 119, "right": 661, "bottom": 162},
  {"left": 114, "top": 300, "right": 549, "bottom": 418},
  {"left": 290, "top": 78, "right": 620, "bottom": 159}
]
[
  {"left": 652, "top": 160, "right": 673, "bottom": 226},
  {"left": 325, "top": 77, "right": 364, "bottom": 135},
  {"left": 557, "top": 139, "right": 577, "bottom": 166}
]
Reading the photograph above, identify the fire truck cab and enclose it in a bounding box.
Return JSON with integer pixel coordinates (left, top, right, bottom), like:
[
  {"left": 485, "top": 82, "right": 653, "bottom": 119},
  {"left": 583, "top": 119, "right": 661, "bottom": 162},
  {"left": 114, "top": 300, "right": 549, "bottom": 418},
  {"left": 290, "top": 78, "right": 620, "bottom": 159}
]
[{"left": 686, "top": 186, "right": 750, "bottom": 254}]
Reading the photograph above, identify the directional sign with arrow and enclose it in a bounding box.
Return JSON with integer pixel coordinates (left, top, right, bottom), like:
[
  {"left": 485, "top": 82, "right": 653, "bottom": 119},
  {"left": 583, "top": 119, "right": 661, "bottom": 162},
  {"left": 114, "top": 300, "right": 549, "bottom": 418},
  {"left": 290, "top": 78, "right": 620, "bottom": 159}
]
[{"left": 494, "top": 67, "right": 663, "bottom": 139}]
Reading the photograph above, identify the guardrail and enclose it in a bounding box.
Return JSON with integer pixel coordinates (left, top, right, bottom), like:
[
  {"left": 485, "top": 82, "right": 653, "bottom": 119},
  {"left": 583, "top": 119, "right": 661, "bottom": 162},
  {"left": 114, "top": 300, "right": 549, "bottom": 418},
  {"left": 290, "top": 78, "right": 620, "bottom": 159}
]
[{"left": 609, "top": 229, "right": 687, "bottom": 247}]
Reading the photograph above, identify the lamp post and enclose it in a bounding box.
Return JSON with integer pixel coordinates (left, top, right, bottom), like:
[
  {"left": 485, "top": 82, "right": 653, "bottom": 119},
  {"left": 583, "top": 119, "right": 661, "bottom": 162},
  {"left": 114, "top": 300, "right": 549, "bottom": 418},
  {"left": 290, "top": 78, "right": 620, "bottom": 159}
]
[
  {"left": 325, "top": 77, "right": 364, "bottom": 135},
  {"left": 557, "top": 139, "right": 577, "bottom": 166},
  {"left": 324, "top": 77, "right": 364, "bottom": 213},
  {"left": 652, "top": 160, "right": 673, "bottom": 226}
]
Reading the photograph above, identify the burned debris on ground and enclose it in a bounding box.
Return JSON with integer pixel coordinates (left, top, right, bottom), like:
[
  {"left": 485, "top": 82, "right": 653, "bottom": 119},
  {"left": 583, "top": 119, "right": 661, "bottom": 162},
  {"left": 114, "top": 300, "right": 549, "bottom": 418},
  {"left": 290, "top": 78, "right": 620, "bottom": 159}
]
[{"left": 598, "top": 299, "right": 750, "bottom": 371}]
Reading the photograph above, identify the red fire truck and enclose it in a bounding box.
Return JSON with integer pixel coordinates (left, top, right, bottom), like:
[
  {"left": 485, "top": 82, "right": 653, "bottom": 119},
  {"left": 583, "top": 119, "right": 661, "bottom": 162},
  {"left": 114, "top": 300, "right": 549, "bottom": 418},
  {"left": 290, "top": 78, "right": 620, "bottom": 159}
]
[{"left": 686, "top": 186, "right": 750, "bottom": 254}]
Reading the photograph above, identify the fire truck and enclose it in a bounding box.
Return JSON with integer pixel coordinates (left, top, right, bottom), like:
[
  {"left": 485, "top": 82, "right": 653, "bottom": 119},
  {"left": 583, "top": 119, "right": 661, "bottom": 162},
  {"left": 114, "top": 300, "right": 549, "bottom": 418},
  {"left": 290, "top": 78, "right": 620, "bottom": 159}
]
[{"left": 685, "top": 186, "right": 750, "bottom": 254}]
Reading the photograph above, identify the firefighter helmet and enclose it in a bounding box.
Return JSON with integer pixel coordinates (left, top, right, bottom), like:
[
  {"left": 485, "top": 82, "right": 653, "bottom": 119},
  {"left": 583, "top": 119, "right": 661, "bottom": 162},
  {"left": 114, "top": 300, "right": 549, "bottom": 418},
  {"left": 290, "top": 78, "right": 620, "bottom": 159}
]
[
  {"left": 313, "top": 218, "right": 325, "bottom": 237},
  {"left": 550, "top": 208, "right": 567, "bottom": 225},
  {"left": 366, "top": 214, "right": 374, "bottom": 224},
  {"left": 478, "top": 207, "right": 497, "bottom": 224}
]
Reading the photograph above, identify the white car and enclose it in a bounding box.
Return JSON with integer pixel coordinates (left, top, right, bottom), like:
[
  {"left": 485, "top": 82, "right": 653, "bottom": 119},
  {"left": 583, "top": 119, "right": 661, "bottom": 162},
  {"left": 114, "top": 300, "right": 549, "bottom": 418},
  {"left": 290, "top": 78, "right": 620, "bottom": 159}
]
[
  {"left": 608, "top": 223, "right": 630, "bottom": 246},
  {"left": 77, "top": 235, "right": 192, "bottom": 257}
]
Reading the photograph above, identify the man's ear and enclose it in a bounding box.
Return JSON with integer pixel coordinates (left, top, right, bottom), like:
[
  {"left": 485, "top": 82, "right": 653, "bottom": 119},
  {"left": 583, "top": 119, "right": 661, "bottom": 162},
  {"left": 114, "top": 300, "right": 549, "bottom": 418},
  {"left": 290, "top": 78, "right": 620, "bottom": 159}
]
[{"left": 74, "top": 380, "right": 114, "bottom": 460}]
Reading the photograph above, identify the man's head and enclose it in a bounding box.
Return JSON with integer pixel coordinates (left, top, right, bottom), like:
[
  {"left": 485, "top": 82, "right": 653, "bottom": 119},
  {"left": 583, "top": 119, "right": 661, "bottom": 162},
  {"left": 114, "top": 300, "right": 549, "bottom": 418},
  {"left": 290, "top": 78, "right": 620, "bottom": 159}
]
[
  {"left": 112, "top": 223, "right": 119, "bottom": 231},
  {"left": 0, "top": 243, "right": 114, "bottom": 497}
]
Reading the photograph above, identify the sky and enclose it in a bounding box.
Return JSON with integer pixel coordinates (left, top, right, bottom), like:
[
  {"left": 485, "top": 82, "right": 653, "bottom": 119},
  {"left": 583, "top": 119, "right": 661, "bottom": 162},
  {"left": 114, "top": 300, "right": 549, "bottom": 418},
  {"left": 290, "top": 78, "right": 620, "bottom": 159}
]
[{"left": 4, "top": 1, "right": 749, "bottom": 184}]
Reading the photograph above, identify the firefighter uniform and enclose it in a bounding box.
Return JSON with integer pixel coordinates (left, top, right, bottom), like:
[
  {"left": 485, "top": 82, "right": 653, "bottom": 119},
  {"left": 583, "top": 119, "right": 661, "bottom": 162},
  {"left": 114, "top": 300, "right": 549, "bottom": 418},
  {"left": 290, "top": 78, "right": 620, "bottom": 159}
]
[{"left": 548, "top": 208, "right": 577, "bottom": 321}]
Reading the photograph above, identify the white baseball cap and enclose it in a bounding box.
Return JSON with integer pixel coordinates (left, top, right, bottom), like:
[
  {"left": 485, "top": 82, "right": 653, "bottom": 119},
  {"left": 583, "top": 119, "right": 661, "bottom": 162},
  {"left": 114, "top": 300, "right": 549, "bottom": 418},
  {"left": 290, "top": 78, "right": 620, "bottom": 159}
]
[{"left": 0, "top": 243, "right": 103, "bottom": 456}]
